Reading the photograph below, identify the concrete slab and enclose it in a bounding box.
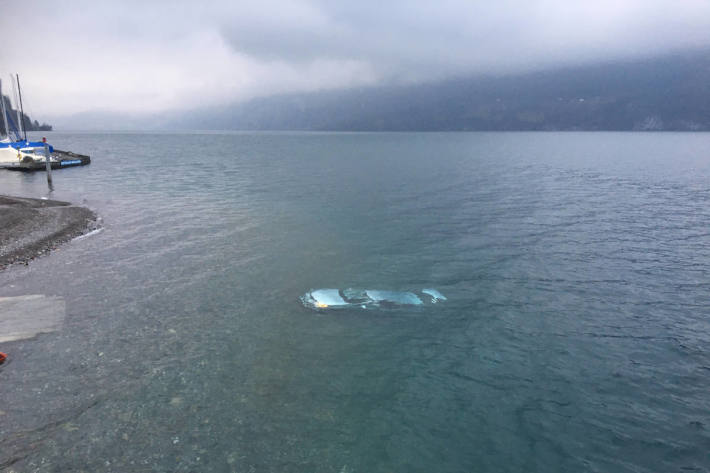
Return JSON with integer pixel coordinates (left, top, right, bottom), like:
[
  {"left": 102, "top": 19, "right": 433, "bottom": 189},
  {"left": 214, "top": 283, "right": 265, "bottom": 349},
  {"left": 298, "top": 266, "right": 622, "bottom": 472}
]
[{"left": 0, "top": 295, "right": 66, "bottom": 343}]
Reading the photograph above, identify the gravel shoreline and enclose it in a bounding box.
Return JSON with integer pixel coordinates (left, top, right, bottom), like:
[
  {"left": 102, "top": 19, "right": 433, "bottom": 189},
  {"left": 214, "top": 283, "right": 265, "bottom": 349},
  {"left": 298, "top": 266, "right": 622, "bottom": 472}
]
[{"left": 0, "top": 195, "right": 98, "bottom": 269}]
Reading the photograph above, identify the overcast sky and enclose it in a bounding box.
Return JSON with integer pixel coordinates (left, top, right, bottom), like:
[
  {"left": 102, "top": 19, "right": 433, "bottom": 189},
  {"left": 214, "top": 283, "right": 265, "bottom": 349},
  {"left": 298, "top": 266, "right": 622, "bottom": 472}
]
[{"left": 2, "top": 0, "right": 710, "bottom": 118}]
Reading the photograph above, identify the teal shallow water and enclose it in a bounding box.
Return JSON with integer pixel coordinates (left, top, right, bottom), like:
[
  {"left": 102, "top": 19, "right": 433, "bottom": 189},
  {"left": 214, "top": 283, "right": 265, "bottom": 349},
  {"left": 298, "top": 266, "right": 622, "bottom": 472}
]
[{"left": 1, "top": 132, "right": 709, "bottom": 472}]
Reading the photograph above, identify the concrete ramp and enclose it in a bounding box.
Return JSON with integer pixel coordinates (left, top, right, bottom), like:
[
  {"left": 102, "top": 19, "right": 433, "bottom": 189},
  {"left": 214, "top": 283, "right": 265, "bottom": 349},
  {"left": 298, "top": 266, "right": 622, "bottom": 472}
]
[{"left": 0, "top": 295, "right": 66, "bottom": 343}]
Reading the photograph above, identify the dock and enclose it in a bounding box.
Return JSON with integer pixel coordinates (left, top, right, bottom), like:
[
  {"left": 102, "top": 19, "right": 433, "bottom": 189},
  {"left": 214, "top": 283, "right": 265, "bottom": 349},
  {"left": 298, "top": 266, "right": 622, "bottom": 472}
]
[{"left": 0, "top": 149, "right": 91, "bottom": 172}]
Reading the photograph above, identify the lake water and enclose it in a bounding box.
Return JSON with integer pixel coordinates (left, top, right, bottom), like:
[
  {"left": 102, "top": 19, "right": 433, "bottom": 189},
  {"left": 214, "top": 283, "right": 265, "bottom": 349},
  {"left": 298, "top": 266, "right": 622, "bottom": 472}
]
[{"left": 1, "top": 132, "right": 709, "bottom": 472}]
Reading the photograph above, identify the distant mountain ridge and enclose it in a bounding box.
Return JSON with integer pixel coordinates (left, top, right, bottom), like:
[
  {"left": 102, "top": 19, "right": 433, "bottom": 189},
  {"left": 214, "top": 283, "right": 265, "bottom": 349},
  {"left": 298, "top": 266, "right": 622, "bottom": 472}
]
[{"left": 171, "top": 50, "right": 710, "bottom": 132}]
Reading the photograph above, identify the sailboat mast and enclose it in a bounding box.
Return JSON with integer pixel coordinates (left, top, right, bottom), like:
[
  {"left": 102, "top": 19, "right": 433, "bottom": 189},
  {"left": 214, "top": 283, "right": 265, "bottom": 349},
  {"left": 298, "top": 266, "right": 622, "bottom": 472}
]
[
  {"left": 10, "top": 76, "right": 22, "bottom": 141},
  {"left": 16, "top": 74, "right": 27, "bottom": 141},
  {"left": 0, "top": 79, "right": 9, "bottom": 139}
]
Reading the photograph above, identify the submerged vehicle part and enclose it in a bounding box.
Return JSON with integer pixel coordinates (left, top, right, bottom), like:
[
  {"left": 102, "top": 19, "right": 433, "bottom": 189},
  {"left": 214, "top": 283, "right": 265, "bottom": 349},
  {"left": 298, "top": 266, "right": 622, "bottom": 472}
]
[
  {"left": 422, "top": 288, "right": 447, "bottom": 303},
  {"left": 307, "top": 289, "right": 350, "bottom": 308},
  {"left": 301, "top": 288, "right": 445, "bottom": 310}
]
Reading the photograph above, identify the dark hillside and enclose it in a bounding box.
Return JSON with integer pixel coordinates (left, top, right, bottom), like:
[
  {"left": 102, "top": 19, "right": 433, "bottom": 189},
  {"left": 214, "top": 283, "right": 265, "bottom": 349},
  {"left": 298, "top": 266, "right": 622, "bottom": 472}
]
[
  {"left": 1, "top": 95, "right": 52, "bottom": 133},
  {"left": 173, "top": 50, "right": 710, "bottom": 131}
]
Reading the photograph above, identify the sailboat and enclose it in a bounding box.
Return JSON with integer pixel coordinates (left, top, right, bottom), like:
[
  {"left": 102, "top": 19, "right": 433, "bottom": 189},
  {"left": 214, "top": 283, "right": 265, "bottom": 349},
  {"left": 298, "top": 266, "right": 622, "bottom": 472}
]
[
  {"left": 0, "top": 74, "right": 89, "bottom": 170},
  {"left": 0, "top": 74, "right": 56, "bottom": 167}
]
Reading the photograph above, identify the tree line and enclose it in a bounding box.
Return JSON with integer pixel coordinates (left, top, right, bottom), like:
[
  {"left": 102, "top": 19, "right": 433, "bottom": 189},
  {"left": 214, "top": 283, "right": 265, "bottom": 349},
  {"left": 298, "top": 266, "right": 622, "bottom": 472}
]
[{"left": 1, "top": 94, "right": 52, "bottom": 132}]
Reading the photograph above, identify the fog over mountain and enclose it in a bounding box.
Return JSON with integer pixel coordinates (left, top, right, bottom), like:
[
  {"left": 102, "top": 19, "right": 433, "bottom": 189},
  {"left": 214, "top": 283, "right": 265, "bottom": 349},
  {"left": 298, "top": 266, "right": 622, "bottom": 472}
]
[
  {"left": 175, "top": 50, "right": 710, "bottom": 131},
  {"left": 54, "top": 50, "right": 710, "bottom": 131},
  {"left": 3, "top": 1, "right": 710, "bottom": 130}
]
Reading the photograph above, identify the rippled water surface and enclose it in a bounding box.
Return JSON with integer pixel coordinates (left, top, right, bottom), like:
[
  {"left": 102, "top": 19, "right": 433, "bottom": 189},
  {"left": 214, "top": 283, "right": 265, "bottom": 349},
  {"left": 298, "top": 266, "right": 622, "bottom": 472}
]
[{"left": 1, "top": 132, "right": 710, "bottom": 472}]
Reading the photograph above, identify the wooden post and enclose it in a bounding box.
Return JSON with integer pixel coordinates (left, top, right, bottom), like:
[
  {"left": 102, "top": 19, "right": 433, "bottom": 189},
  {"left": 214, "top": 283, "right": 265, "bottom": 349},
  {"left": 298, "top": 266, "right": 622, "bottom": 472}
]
[{"left": 43, "top": 137, "right": 53, "bottom": 189}]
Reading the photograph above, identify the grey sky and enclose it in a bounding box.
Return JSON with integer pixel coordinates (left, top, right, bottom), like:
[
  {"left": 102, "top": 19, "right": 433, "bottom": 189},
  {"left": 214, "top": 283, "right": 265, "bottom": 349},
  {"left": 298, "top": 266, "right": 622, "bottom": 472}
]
[{"left": 2, "top": 0, "right": 710, "bottom": 117}]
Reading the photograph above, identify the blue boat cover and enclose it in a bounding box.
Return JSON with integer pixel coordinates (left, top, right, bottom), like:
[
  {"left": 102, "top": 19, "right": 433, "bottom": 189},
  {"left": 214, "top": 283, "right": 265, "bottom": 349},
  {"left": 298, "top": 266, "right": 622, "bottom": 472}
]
[{"left": 0, "top": 141, "right": 54, "bottom": 152}]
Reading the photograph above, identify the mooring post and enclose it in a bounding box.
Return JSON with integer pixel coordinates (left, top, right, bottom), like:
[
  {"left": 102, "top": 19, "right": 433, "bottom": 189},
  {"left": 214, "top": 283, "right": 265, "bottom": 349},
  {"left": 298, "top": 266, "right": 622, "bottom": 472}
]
[{"left": 43, "top": 137, "right": 53, "bottom": 189}]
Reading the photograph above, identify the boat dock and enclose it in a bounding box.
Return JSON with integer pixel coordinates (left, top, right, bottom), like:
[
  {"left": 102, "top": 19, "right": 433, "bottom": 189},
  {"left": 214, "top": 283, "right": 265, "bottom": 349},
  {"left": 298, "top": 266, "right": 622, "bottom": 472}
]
[
  {"left": 1, "top": 74, "right": 90, "bottom": 173},
  {"left": 0, "top": 149, "right": 91, "bottom": 172}
]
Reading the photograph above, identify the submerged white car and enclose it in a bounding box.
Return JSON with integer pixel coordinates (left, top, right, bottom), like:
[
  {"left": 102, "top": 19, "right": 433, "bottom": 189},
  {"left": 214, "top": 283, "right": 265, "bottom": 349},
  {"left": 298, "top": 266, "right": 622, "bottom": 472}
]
[{"left": 302, "top": 288, "right": 446, "bottom": 310}]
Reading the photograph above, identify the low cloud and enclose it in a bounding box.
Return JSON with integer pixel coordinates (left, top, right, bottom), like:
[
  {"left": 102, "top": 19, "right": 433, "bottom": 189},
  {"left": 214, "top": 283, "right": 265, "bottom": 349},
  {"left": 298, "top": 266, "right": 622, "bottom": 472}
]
[{"left": 2, "top": 0, "right": 710, "bottom": 117}]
